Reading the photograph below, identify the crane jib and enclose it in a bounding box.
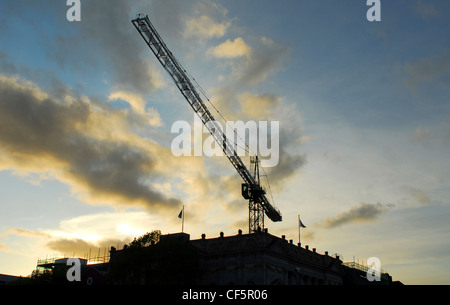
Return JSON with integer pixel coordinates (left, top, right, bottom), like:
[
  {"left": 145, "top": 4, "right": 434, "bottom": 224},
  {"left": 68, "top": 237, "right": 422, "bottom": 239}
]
[{"left": 132, "top": 15, "right": 281, "bottom": 223}]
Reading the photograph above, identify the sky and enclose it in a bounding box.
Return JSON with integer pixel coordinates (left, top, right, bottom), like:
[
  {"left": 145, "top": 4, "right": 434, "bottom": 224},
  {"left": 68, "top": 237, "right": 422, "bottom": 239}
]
[{"left": 0, "top": 0, "right": 449, "bottom": 284}]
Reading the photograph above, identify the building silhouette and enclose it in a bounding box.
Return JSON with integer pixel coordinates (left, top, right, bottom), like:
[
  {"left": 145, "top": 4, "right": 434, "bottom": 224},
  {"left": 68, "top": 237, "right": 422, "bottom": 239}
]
[
  {"left": 182, "top": 230, "right": 343, "bottom": 285},
  {"left": 33, "top": 230, "right": 399, "bottom": 285}
]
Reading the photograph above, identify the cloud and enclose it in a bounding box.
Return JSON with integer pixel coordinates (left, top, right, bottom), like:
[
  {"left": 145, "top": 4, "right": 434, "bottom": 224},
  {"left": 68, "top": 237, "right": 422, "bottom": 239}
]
[
  {"left": 403, "top": 50, "right": 450, "bottom": 91},
  {"left": 412, "top": 0, "right": 442, "bottom": 19},
  {"left": 44, "top": 0, "right": 167, "bottom": 96},
  {"left": 205, "top": 89, "right": 306, "bottom": 191},
  {"left": 264, "top": 108, "right": 307, "bottom": 191},
  {"left": 206, "top": 36, "right": 290, "bottom": 88},
  {"left": 0, "top": 243, "right": 11, "bottom": 253},
  {"left": 7, "top": 228, "right": 50, "bottom": 238},
  {"left": 174, "top": 160, "right": 237, "bottom": 223},
  {"left": 141, "top": 0, "right": 231, "bottom": 51},
  {"left": 206, "top": 87, "right": 306, "bottom": 195},
  {"left": 185, "top": 15, "right": 230, "bottom": 39},
  {"left": 1, "top": 212, "right": 167, "bottom": 258},
  {"left": 80, "top": 0, "right": 168, "bottom": 95},
  {"left": 46, "top": 238, "right": 95, "bottom": 255},
  {"left": 108, "top": 91, "right": 163, "bottom": 127},
  {"left": 265, "top": 146, "right": 306, "bottom": 190},
  {"left": 213, "top": 36, "right": 290, "bottom": 86},
  {"left": 10, "top": 211, "right": 166, "bottom": 256},
  {"left": 321, "top": 202, "right": 391, "bottom": 228},
  {"left": 183, "top": 1, "right": 231, "bottom": 39},
  {"left": 238, "top": 93, "right": 281, "bottom": 119},
  {"left": 1, "top": 0, "right": 300, "bottom": 227},
  {"left": 413, "top": 125, "right": 431, "bottom": 146},
  {"left": 0, "top": 75, "right": 182, "bottom": 212},
  {"left": 410, "top": 188, "right": 432, "bottom": 205},
  {"left": 404, "top": 186, "right": 432, "bottom": 205},
  {"left": 39, "top": 209, "right": 188, "bottom": 256},
  {"left": 239, "top": 37, "right": 290, "bottom": 85},
  {"left": 442, "top": 122, "right": 450, "bottom": 144},
  {"left": 45, "top": 238, "right": 127, "bottom": 257},
  {"left": 146, "top": 0, "right": 188, "bottom": 40},
  {"left": 209, "top": 37, "right": 252, "bottom": 58},
  {"left": 57, "top": 0, "right": 233, "bottom": 95}
]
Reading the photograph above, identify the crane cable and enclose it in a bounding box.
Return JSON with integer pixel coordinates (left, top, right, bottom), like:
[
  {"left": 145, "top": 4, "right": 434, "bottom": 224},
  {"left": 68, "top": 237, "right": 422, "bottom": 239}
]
[
  {"left": 183, "top": 67, "right": 254, "bottom": 156},
  {"left": 179, "top": 60, "right": 276, "bottom": 206}
]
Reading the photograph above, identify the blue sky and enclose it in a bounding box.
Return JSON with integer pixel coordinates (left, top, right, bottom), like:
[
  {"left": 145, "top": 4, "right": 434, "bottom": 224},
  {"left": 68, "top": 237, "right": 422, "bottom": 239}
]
[{"left": 0, "top": 0, "right": 449, "bottom": 284}]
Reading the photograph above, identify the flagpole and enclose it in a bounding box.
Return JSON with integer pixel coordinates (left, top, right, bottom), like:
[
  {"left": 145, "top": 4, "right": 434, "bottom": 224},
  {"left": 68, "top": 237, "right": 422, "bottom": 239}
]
[
  {"left": 298, "top": 214, "right": 306, "bottom": 245},
  {"left": 182, "top": 205, "right": 185, "bottom": 233}
]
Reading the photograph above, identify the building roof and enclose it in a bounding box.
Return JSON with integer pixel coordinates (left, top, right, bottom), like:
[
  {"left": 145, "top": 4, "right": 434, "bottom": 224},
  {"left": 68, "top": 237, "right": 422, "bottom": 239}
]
[{"left": 0, "top": 274, "right": 21, "bottom": 285}]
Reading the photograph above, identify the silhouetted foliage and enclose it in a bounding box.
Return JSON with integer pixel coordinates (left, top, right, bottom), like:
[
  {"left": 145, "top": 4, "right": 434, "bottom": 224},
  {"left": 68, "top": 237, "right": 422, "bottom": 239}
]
[
  {"left": 129, "top": 230, "right": 161, "bottom": 248},
  {"left": 9, "top": 266, "right": 80, "bottom": 285},
  {"left": 11, "top": 230, "right": 202, "bottom": 285},
  {"left": 106, "top": 231, "right": 202, "bottom": 285}
]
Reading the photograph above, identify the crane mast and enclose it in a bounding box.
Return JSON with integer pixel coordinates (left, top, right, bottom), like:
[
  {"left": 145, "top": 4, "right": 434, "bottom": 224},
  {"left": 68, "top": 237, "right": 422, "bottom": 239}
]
[{"left": 132, "top": 15, "right": 282, "bottom": 232}]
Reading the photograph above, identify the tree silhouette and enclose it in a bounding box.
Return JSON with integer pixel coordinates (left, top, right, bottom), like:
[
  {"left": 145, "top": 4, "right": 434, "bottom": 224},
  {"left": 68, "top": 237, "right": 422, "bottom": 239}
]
[
  {"left": 129, "top": 230, "right": 161, "bottom": 248},
  {"left": 107, "top": 231, "right": 202, "bottom": 285}
]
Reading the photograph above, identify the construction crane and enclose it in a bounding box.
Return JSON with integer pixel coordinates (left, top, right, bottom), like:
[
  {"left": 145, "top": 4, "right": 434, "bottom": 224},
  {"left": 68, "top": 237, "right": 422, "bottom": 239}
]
[{"left": 131, "top": 14, "right": 282, "bottom": 233}]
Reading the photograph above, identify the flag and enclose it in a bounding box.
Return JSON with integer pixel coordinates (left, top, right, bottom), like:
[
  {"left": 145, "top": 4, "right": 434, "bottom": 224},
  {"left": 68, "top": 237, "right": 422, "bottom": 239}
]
[
  {"left": 298, "top": 215, "right": 306, "bottom": 228},
  {"left": 178, "top": 209, "right": 183, "bottom": 219}
]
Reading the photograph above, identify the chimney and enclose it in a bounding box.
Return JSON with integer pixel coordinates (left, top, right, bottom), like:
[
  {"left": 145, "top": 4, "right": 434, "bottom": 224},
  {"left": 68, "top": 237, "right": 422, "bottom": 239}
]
[
  {"left": 282, "top": 235, "right": 286, "bottom": 240},
  {"left": 313, "top": 248, "right": 316, "bottom": 253},
  {"left": 289, "top": 239, "right": 293, "bottom": 244},
  {"left": 305, "top": 245, "right": 309, "bottom": 250},
  {"left": 238, "top": 229, "right": 242, "bottom": 235},
  {"left": 220, "top": 232, "right": 224, "bottom": 238},
  {"left": 201, "top": 233, "right": 206, "bottom": 240}
]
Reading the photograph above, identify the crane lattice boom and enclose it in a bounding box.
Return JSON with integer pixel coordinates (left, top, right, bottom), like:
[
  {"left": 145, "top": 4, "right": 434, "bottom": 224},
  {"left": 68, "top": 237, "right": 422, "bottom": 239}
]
[{"left": 131, "top": 15, "right": 282, "bottom": 229}]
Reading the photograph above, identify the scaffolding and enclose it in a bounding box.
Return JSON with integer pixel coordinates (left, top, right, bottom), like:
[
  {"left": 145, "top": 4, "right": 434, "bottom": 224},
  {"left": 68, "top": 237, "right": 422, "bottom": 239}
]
[
  {"left": 36, "top": 245, "right": 122, "bottom": 270},
  {"left": 343, "top": 259, "right": 387, "bottom": 274}
]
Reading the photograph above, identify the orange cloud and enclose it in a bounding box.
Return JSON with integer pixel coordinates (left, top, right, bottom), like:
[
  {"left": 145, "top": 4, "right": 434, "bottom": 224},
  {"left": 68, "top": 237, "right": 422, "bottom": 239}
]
[
  {"left": 0, "top": 75, "right": 182, "bottom": 213},
  {"left": 209, "top": 37, "right": 252, "bottom": 58}
]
